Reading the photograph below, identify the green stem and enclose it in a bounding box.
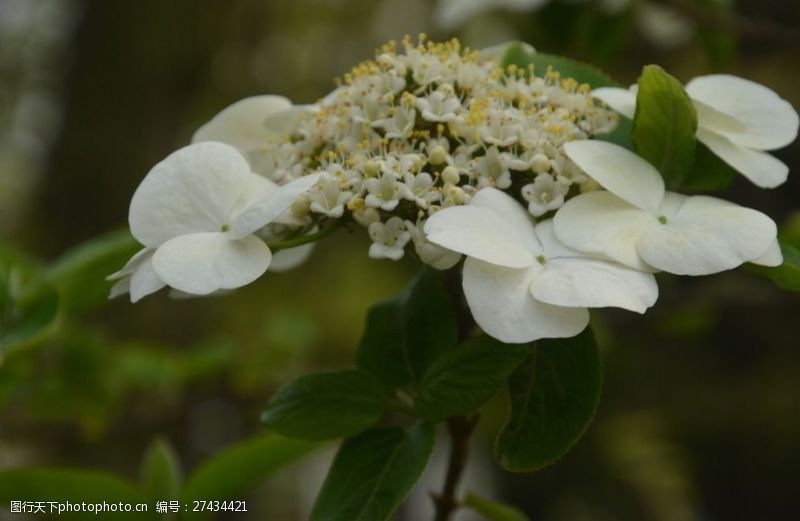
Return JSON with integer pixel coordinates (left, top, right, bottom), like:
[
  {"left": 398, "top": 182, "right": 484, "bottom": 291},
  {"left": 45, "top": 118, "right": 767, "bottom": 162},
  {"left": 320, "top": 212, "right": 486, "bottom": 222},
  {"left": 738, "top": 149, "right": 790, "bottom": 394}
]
[{"left": 266, "top": 220, "right": 343, "bottom": 252}]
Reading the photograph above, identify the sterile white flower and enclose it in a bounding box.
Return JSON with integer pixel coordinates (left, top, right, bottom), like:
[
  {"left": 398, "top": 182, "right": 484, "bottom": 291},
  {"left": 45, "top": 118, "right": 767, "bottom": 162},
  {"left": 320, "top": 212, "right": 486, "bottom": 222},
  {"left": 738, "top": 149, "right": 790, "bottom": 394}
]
[
  {"left": 425, "top": 187, "right": 658, "bottom": 343},
  {"left": 554, "top": 140, "right": 779, "bottom": 275},
  {"left": 120, "top": 141, "right": 319, "bottom": 297},
  {"left": 593, "top": 75, "right": 799, "bottom": 188},
  {"left": 368, "top": 217, "right": 411, "bottom": 260}
]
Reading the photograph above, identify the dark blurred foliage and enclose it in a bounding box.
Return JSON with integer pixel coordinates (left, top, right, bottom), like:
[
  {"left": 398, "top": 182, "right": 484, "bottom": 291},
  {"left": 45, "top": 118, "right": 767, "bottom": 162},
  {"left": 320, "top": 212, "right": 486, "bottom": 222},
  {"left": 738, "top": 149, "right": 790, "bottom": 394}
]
[{"left": 0, "top": 0, "right": 798, "bottom": 519}]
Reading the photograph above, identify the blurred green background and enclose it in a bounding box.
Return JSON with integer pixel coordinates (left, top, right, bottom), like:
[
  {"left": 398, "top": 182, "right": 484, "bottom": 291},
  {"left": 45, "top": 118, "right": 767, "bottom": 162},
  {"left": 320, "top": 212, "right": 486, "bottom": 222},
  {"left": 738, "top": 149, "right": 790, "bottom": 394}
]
[{"left": 1, "top": 0, "right": 799, "bottom": 519}]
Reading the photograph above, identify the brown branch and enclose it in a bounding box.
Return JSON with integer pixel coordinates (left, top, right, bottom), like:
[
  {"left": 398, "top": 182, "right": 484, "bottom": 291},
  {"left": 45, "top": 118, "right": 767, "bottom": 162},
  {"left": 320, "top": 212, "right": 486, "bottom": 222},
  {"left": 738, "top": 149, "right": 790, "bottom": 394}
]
[{"left": 431, "top": 415, "right": 478, "bottom": 521}]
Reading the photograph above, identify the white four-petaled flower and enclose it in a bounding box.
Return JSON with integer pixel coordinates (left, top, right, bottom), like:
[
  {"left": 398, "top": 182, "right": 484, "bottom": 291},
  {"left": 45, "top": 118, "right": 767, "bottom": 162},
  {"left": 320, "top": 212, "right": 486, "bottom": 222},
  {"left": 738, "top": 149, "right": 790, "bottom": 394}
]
[
  {"left": 593, "top": 75, "right": 800, "bottom": 188},
  {"left": 425, "top": 187, "right": 658, "bottom": 343},
  {"left": 554, "top": 140, "right": 780, "bottom": 275},
  {"left": 111, "top": 142, "right": 319, "bottom": 300}
]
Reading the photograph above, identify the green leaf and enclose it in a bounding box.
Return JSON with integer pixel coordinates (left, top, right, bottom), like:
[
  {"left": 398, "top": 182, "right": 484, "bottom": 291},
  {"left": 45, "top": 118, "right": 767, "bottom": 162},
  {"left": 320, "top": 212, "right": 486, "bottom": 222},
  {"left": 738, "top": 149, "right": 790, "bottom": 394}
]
[
  {"left": 748, "top": 242, "right": 800, "bottom": 291},
  {"left": 311, "top": 424, "right": 435, "bottom": 521},
  {"left": 357, "top": 269, "right": 457, "bottom": 387},
  {"left": 0, "top": 290, "right": 58, "bottom": 355},
  {"left": 632, "top": 65, "right": 698, "bottom": 189},
  {"left": 682, "top": 142, "right": 736, "bottom": 191},
  {"left": 500, "top": 42, "right": 617, "bottom": 88},
  {"left": 0, "top": 246, "right": 58, "bottom": 356},
  {"left": 181, "top": 433, "right": 318, "bottom": 519},
  {"left": 141, "top": 437, "right": 183, "bottom": 502},
  {"left": 495, "top": 327, "right": 602, "bottom": 472},
  {"left": 0, "top": 468, "right": 154, "bottom": 520},
  {"left": 463, "top": 492, "right": 529, "bottom": 521},
  {"left": 261, "top": 369, "right": 387, "bottom": 440},
  {"left": 415, "top": 336, "right": 529, "bottom": 422},
  {"left": 36, "top": 229, "right": 140, "bottom": 314}
]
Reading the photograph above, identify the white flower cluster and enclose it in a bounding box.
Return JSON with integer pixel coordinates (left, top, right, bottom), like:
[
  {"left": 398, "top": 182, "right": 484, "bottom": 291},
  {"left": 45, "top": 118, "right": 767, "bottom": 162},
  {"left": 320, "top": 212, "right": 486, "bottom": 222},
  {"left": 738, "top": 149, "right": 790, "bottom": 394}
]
[{"left": 109, "top": 39, "right": 797, "bottom": 347}]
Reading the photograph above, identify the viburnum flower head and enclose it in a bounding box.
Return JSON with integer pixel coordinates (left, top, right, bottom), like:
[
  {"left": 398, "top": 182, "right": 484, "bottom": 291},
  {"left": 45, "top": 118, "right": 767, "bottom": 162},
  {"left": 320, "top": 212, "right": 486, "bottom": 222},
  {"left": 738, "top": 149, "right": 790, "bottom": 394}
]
[
  {"left": 554, "top": 141, "right": 780, "bottom": 275},
  {"left": 593, "top": 75, "right": 800, "bottom": 188},
  {"left": 425, "top": 187, "right": 658, "bottom": 343},
  {"left": 109, "top": 142, "right": 319, "bottom": 301}
]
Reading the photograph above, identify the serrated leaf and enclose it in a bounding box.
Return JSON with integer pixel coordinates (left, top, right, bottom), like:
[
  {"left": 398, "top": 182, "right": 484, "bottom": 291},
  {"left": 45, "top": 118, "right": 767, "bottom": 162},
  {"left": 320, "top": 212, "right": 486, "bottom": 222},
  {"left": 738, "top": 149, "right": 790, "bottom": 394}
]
[
  {"left": 632, "top": 65, "right": 698, "bottom": 189},
  {"left": 748, "top": 242, "right": 800, "bottom": 291},
  {"left": 463, "top": 492, "right": 529, "bottom": 521},
  {"left": 181, "top": 433, "right": 318, "bottom": 520},
  {"left": 495, "top": 327, "right": 602, "bottom": 472},
  {"left": 500, "top": 42, "right": 617, "bottom": 88},
  {"left": 311, "top": 424, "right": 435, "bottom": 521},
  {"left": 141, "top": 437, "right": 183, "bottom": 502},
  {"left": 357, "top": 269, "right": 457, "bottom": 387},
  {"left": 415, "top": 336, "right": 529, "bottom": 422},
  {"left": 0, "top": 468, "right": 154, "bottom": 520},
  {"left": 261, "top": 369, "right": 386, "bottom": 440}
]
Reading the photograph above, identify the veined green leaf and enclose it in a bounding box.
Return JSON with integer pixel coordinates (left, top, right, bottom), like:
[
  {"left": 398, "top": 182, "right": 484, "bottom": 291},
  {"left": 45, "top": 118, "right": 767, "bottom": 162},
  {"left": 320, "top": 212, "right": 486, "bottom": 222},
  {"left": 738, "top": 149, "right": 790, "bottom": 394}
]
[
  {"left": 261, "top": 369, "right": 386, "bottom": 440},
  {"left": 311, "top": 424, "right": 435, "bottom": 521},
  {"left": 495, "top": 327, "right": 602, "bottom": 472},
  {"left": 357, "top": 269, "right": 457, "bottom": 387},
  {"left": 415, "top": 336, "right": 529, "bottom": 422}
]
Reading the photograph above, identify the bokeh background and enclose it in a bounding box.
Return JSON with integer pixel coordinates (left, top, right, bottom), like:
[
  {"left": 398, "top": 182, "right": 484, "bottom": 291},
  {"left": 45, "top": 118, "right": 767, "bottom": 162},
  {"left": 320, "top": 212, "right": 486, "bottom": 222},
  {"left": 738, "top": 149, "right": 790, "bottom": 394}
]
[{"left": 1, "top": 0, "right": 799, "bottom": 519}]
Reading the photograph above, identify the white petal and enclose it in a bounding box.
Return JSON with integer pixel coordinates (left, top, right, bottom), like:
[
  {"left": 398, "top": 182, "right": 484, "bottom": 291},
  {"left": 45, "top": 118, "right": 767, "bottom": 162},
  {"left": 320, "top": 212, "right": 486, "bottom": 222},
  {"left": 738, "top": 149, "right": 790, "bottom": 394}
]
[
  {"left": 107, "top": 247, "right": 151, "bottom": 281},
  {"left": 108, "top": 278, "right": 131, "bottom": 300},
  {"left": 692, "top": 99, "right": 747, "bottom": 135},
  {"left": 553, "top": 191, "right": 657, "bottom": 271},
  {"left": 468, "top": 187, "right": 542, "bottom": 254},
  {"left": 636, "top": 194, "right": 778, "bottom": 275},
  {"left": 231, "top": 174, "right": 320, "bottom": 238},
  {"left": 192, "top": 95, "right": 292, "bottom": 151},
  {"left": 697, "top": 127, "right": 788, "bottom": 188},
  {"left": 563, "top": 140, "right": 664, "bottom": 213},
  {"left": 751, "top": 239, "right": 783, "bottom": 267},
  {"left": 534, "top": 219, "right": 583, "bottom": 260},
  {"left": 128, "top": 252, "right": 166, "bottom": 302},
  {"left": 263, "top": 105, "right": 313, "bottom": 135},
  {"left": 129, "top": 142, "right": 253, "bottom": 247},
  {"left": 424, "top": 206, "right": 535, "bottom": 268},
  {"left": 268, "top": 243, "right": 315, "bottom": 272},
  {"left": 686, "top": 74, "right": 799, "bottom": 150},
  {"left": 152, "top": 232, "right": 270, "bottom": 294},
  {"left": 462, "top": 258, "right": 589, "bottom": 344},
  {"left": 592, "top": 87, "right": 637, "bottom": 119},
  {"left": 532, "top": 258, "right": 658, "bottom": 313}
]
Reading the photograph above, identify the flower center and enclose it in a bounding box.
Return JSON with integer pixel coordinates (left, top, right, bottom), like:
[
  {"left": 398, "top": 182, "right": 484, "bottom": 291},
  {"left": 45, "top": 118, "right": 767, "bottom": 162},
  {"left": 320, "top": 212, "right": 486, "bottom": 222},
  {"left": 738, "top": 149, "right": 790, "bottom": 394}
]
[
  {"left": 220, "top": 224, "right": 231, "bottom": 232},
  {"left": 536, "top": 254, "right": 546, "bottom": 265},
  {"left": 658, "top": 215, "right": 668, "bottom": 224}
]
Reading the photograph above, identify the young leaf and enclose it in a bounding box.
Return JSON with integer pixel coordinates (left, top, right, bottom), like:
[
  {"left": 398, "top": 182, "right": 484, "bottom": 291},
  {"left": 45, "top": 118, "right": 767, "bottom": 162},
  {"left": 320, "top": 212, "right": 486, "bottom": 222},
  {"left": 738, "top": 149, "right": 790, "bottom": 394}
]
[
  {"left": 0, "top": 468, "right": 154, "bottom": 520},
  {"left": 311, "top": 424, "right": 435, "bottom": 521},
  {"left": 357, "top": 269, "right": 457, "bottom": 387},
  {"left": 141, "top": 437, "right": 183, "bottom": 502},
  {"left": 495, "top": 327, "right": 602, "bottom": 472},
  {"left": 181, "top": 433, "right": 318, "bottom": 519},
  {"left": 415, "top": 336, "right": 529, "bottom": 422},
  {"left": 748, "top": 242, "right": 800, "bottom": 291},
  {"left": 500, "top": 42, "right": 617, "bottom": 89},
  {"left": 261, "top": 369, "right": 387, "bottom": 440},
  {"left": 632, "top": 65, "right": 698, "bottom": 189},
  {"left": 463, "top": 492, "right": 529, "bottom": 521}
]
